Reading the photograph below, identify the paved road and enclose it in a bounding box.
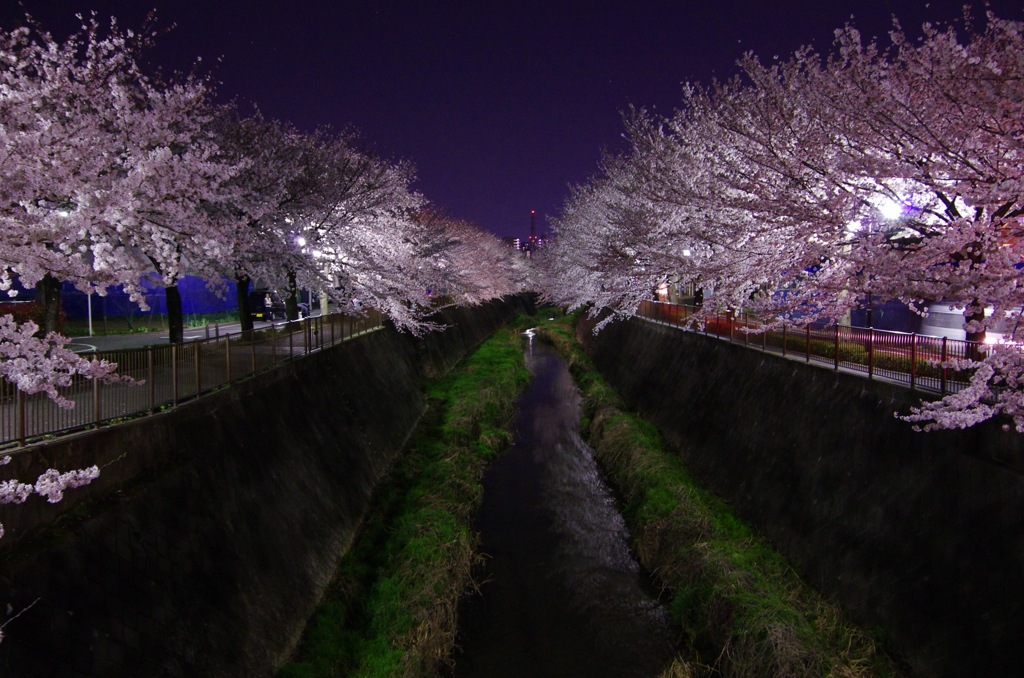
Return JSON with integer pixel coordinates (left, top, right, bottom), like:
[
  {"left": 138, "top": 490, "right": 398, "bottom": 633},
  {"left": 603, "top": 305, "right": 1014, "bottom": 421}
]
[{"left": 65, "top": 317, "right": 314, "bottom": 353}]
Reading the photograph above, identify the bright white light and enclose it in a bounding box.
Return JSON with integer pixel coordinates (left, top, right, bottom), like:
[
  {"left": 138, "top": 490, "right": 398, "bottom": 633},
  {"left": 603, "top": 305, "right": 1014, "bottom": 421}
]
[
  {"left": 879, "top": 200, "right": 903, "bottom": 220},
  {"left": 683, "top": 249, "right": 692, "bottom": 257},
  {"left": 845, "top": 220, "right": 862, "bottom": 234},
  {"left": 297, "top": 237, "right": 307, "bottom": 247},
  {"left": 312, "top": 250, "right": 323, "bottom": 258},
  {"left": 57, "top": 209, "right": 70, "bottom": 218}
]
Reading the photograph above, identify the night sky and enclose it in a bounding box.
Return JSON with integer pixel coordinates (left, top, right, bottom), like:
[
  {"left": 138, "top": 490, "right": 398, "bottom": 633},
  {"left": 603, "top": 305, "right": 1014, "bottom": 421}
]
[{"left": 2, "top": 1, "right": 1021, "bottom": 240}]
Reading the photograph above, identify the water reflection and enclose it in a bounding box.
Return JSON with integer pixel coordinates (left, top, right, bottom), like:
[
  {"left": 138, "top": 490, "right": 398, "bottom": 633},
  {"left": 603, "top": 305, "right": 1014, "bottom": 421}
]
[{"left": 453, "top": 340, "right": 675, "bottom": 678}]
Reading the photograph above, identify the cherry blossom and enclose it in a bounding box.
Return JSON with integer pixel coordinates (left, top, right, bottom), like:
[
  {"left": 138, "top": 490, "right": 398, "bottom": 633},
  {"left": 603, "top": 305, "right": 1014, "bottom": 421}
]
[
  {"left": 543, "top": 10, "right": 1024, "bottom": 430},
  {"left": 0, "top": 453, "right": 101, "bottom": 540}
]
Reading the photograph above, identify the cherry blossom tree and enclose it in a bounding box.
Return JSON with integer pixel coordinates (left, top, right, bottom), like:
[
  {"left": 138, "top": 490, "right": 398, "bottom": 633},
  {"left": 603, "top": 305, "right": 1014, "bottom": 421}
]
[
  {"left": 0, "top": 13, "right": 246, "bottom": 347},
  {"left": 209, "top": 110, "right": 304, "bottom": 334},
  {"left": 417, "top": 212, "right": 532, "bottom": 304},
  {"left": 544, "top": 10, "right": 1024, "bottom": 430},
  {"left": 0, "top": 15, "right": 158, "bottom": 397},
  {"left": 248, "top": 129, "right": 453, "bottom": 333}
]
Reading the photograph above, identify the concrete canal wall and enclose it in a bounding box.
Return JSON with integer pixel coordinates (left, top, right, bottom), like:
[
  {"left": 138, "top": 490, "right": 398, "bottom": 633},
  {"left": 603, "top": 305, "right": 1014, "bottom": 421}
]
[
  {"left": 577, "top": 313, "right": 1024, "bottom": 678},
  {"left": 0, "top": 295, "right": 532, "bottom": 678}
]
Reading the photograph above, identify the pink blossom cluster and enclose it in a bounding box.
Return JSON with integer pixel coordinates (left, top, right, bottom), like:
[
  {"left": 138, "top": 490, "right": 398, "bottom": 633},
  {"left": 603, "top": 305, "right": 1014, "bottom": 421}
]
[
  {"left": 0, "top": 454, "right": 100, "bottom": 539},
  {"left": 0, "top": 315, "right": 127, "bottom": 408},
  {"left": 542, "top": 10, "right": 1024, "bottom": 430}
]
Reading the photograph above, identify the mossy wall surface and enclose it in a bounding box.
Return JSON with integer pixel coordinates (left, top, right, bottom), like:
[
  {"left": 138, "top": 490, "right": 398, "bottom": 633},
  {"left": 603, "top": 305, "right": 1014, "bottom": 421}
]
[
  {"left": 0, "top": 296, "right": 531, "bottom": 678},
  {"left": 577, "top": 314, "right": 1024, "bottom": 678}
]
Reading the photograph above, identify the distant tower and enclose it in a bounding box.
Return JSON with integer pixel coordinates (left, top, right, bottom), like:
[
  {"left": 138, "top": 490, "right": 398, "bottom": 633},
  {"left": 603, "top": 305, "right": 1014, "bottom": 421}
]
[{"left": 526, "top": 210, "right": 539, "bottom": 257}]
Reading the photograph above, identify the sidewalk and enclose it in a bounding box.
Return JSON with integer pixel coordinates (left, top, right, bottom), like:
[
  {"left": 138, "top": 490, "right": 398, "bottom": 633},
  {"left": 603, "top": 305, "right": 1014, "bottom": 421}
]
[{"left": 65, "top": 318, "right": 303, "bottom": 353}]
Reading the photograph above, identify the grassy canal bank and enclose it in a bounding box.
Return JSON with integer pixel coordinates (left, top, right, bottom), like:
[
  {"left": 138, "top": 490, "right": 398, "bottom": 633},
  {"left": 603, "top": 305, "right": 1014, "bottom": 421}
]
[
  {"left": 278, "top": 311, "right": 906, "bottom": 678},
  {"left": 277, "top": 327, "right": 531, "bottom": 678},
  {"left": 538, "top": 313, "right": 906, "bottom": 678}
]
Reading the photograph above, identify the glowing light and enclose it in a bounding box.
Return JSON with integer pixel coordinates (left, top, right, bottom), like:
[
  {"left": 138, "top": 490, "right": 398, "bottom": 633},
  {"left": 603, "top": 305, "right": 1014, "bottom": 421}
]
[
  {"left": 682, "top": 249, "right": 692, "bottom": 257},
  {"left": 879, "top": 200, "right": 903, "bottom": 220},
  {"left": 297, "top": 237, "right": 307, "bottom": 247}
]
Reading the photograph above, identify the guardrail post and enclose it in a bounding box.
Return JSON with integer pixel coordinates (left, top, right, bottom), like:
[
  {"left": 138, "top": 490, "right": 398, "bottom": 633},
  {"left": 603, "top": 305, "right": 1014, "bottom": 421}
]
[
  {"left": 910, "top": 333, "right": 917, "bottom": 390},
  {"left": 195, "top": 341, "right": 202, "bottom": 395},
  {"left": 251, "top": 333, "right": 256, "bottom": 373},
  {"left": 868, "top": 330, "right": 874, "bottom": 379},
  {"left": 806, "top": 326, "right": 811, "bottom": 363},
  {"left": 782, "top": 324, "right": 787, "bottom": 356},
  {"left": 17, "top": 389, "right": 25, "bottom": 447},
  {"left": 728, "top": 312, "right": 734, "bottom": 341},
  {"left": 93, "top": 374, "right": 101, "bottom": 424},
  {"left": 834, "top": 324, "right": 840, "bottom": 370},
  {"left": 941, "top": 336, "right": 948, "bottom": 396},
  {"left": 743, "top": 313, "right": 749, "bottom": 346},
  {"left": 226, "top": 336, "right": 232, "bottom": 382},
  {"left": 148, "top": 348, "right": 155, "bottom": 413},
  {"left": 172, "top": 344, "right": 179, "bottom": 407}
]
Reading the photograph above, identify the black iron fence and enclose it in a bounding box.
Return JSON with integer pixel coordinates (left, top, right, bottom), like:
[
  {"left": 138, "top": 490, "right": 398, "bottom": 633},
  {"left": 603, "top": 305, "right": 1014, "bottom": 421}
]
[
  {"left": 637, "top": 300, "right": 980, "bottom": 396},
  {"left": 0, "top": 310, "right": 383, "bottom": 449}
]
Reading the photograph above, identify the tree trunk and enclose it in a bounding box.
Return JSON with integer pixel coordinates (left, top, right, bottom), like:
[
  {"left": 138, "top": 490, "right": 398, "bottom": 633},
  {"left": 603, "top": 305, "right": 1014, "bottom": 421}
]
[
  {"left": 166, "top": 285, "right": 184, "bottom": 344},
  {"left": 965, "top": 299, "right": 986, "bottom": 361},
  {"left": 236, "top": 274, "right": 253, "bottom": 336},
  {"left": 34, "top": 273, "right": 63, "bottom": 336},
  {"left": 285, "top": 270, "right": 300, "bottom": 321}
]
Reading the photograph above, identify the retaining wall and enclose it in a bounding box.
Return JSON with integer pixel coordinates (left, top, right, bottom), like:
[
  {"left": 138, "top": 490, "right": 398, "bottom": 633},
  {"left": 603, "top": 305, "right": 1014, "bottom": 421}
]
[
  {"left": 578, "top": 314, "right": 1024, "bottom": 678},
  {"left": 0, "top": 295, "right": 532, "bottom": 678}
]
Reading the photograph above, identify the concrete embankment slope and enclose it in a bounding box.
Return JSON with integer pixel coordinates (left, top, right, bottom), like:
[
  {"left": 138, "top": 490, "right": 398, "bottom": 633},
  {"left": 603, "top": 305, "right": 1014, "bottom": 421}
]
[
  {"left": 577, "top": 313, "right": 1024, "bottom": 678},
  {"left": 0, "top": 296, "right": 532, "bottom": 678}
]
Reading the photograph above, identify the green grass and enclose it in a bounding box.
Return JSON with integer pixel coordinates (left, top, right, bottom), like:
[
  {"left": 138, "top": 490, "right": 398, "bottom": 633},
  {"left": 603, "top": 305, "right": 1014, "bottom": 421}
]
[
  {"left": 277, "top": 329, "right": 531, "bottom": 678},
  {"left": 536, "top": 312, "right": 906, "bottom": 678}
]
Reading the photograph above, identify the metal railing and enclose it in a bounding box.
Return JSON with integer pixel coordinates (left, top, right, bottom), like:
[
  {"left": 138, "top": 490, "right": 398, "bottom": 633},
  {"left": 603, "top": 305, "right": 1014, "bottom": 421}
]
[
  {"left": 637, "top": 300, "right": 980, "bottom": 396},
  {"left": 0, "top": 309, "right": 383, "bottom": 449}
]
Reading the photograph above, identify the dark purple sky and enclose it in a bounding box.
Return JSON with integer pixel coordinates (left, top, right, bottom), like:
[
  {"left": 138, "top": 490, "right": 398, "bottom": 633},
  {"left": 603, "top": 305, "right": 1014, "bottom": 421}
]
[{"left": 3, "top": 1, "right": 1021, "bottom": 239}]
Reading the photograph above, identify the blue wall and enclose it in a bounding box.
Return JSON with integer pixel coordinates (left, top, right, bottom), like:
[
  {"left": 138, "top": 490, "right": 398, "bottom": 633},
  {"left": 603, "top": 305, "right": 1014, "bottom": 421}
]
[{"left": 59, "top": 276, "right": 239, "bottom": 318}]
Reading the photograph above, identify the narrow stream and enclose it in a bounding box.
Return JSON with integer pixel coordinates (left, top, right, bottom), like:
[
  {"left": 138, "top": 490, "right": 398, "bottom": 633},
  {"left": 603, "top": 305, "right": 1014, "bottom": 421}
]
[{"left": 452, "top": 334, "right": 676, "bottom": 678}]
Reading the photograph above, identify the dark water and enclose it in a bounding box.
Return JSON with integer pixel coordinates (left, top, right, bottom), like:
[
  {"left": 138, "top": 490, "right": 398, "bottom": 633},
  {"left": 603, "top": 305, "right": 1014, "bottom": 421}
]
[{"left": 452, "top": 335, "right": 676, "bottom": 678}]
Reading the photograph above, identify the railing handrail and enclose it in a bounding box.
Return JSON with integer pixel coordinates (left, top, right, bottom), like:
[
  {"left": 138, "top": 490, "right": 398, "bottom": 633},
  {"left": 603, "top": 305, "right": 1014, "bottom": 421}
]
[
  {"left": 1, "top": 309, "right": 384, "bottom": 449},
  {"left": 636, "top": 300, "right": 981, "bottom": 398}
]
